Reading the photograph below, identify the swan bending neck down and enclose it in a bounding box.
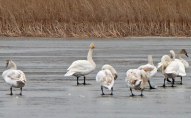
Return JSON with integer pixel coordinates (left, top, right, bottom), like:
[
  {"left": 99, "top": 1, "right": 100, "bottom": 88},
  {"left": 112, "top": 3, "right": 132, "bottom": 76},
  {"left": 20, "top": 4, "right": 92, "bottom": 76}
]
[
  {"left": 96, "top": 69, "right": 114, "bottom": 95},
  {"left": 96, "top": 64, "right": 117, "bottom": 95},
  {"left": 125, "top": 69, "right": 148, "bottom": 96},
  {"left": 161, "top": 50, "right": 181, "bottom": 87},
  {"left": 64, "top": 43, "right": 96, "bottom": 85},
  {"left": 138, "top": 55, "right": 157, "bottom": 89},
  {"left": 2, "top": 60, "right": 26, "bottom": 95}
]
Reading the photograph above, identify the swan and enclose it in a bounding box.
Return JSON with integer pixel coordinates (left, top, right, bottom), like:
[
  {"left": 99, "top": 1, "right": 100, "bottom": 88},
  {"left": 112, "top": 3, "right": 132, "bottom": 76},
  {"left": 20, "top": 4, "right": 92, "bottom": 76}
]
[
  {"left": 160, "top": 50, "right": 185, "bottom": 87},
  {"left": 101, "top": 64, "right": 118, "bottom": 80},
  {"left": 177, "top": 49, "right": 189, "bottom": 69},
  {"left": 157, "top": 49, "right": 188, "bottom": 83},
  {"left": 170, "top": 50, "right": 186, "bottom": 84},
  {"left": 138, "top": 55, "right": 157, "bottom": 89},
  {"left": 64, "top": 43, "right": 96, "bottom": 85},
  {"left": 2, "top": 60, "right": 26, "bottom": 95},
  {"left": 125, "top": 69, "right": 148, "bottom": 96},
  {"left": 96, "top": 69, "right": 114, "bottom": 95}
]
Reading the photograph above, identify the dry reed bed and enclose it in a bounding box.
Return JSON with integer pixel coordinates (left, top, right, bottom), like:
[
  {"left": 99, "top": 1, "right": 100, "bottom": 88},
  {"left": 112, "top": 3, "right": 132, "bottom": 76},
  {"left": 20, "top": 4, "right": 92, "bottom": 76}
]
[{"left": 0, "top": 0, "right": 191, "bottom": 37}]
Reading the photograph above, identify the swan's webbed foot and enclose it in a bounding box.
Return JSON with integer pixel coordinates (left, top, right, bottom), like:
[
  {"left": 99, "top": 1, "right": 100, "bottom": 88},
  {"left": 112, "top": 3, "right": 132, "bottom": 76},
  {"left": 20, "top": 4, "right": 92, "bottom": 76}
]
[
  {"left": 101, "top": 93, "right": 105, "bottom": 95},
  {"left": 150, "top": 86, "right": 156, "bottom": 89},
  {"left": 130, "top": 94, "right": 135, "bottom": 96},
  {"left": 7, "top": 93, "right": 13, "bottom": 95},
  {"left": 82, "top": 83, "right": 91, "bottom": 85},
  {"left": 162, "top": 84, "right": 167, "bottom": 88}
]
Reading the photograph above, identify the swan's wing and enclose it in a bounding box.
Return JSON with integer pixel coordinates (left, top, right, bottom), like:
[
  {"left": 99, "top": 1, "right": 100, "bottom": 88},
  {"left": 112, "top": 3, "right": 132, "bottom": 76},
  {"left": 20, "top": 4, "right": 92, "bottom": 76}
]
[
  {"left": 165, "top": 61, "right": 179, "bottom": 74},
  {"left": 67, "top": 60, "right": 92, "bottom": 71},
  {"left": 138, "top": 64, "right": 157, "bottom": 78},
  {"left": 96, "top": 70, "right": 112, "bottom": 84},
  {"left": 96, "top": 70, "right": 114, "bottom": 90},
  {"left": 181, "top": 59, "right": 189, "bottom": 69},
  {"left": 175, "top": 59, "right": 186, "bottom": 76},
  {"left": 126, "top": 69, "right": 142, "bottom": 86},
  {"left": 6, "top": 70, "right": 26, "bottom": 83}
]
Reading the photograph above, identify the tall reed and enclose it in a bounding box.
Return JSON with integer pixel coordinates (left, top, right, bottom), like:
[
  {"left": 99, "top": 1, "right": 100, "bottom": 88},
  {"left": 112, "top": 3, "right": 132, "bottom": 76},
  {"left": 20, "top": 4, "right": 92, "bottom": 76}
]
[{"left": 0, "top": 0, "right": 191, "bottom": 37}]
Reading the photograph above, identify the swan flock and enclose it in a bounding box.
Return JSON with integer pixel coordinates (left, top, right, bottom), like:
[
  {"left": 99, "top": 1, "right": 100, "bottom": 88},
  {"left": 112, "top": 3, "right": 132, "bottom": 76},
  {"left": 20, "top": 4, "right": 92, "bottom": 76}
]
[{"left": 2, "top": 43, "right": 189, "bottom": 96}]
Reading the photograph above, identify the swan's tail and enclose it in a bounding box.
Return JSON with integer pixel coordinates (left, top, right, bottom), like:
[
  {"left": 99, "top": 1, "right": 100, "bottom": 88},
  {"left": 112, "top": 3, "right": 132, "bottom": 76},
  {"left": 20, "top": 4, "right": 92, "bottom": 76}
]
[
  {"left": 64, "top": 71, "right": 75, "bottom": 76},
  {"left": 140, "top": 70, "right": 148, "bottom": 90}
]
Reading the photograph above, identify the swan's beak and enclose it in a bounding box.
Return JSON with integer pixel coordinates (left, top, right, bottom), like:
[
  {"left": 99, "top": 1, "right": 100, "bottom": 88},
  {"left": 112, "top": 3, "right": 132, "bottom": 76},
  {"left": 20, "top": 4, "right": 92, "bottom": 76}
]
[
  {"left": 186, "top": 53, "right": 189, "bottom": 57},
  {"left": 114, "top": 73, "right": 118, "bottom": 80}
]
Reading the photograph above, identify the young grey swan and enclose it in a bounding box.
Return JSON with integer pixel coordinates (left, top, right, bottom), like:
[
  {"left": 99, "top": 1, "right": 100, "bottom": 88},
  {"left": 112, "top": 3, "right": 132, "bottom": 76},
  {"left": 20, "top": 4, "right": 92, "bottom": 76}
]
[{"left": 138, "top": 55, "right": 157, "bottom": 89}]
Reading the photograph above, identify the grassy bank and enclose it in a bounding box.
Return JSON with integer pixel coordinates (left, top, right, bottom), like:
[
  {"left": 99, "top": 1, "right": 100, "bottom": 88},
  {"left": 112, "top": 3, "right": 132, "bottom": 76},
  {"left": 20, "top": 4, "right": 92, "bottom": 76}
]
[{"left": 0, "top": 0, "right": 191, "bottom": 37}]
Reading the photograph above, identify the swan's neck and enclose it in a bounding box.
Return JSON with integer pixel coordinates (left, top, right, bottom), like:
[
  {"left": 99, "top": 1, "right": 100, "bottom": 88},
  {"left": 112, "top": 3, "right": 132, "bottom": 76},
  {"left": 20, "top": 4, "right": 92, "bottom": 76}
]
[
  {"left": 177, "top": 51, "right": 182, "bottom": 59},
  {"left": 161, "top": 56, "right": 170, "bottom": 74},
  {"left": 170, "top": 51, "right": 176, "bottom": 61},
  {"left": 87, "top": 48, "right": 96, "bottom": 68},
  {"left": 148, "top": 55, "right": 154, "bottom": 65},
  {"left": 10, "top": 61, "right": 17, "bottom": 70}
]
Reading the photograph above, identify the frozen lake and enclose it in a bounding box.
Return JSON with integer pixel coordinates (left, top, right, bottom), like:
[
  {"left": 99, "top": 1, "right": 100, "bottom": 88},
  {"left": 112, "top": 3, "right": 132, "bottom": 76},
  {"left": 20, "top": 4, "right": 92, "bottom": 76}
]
[{"left": 0, "top": 37, "right": 191, "bottom": 118}]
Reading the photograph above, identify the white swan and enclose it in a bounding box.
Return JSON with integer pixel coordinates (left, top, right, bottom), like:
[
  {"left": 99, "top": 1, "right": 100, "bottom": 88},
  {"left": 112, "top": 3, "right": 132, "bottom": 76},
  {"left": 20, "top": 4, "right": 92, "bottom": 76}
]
[
  {"left": 158, "top": 49, "right": 189, "bottom": 71},
  {"left": 138, "top": 55, "right": 157, "bottom": 89},
  {"left": 177, "top": 49, "right": 189, "bottom": 69},
  {"left": 65, "top": 43, "right": 96, "bottom": 85},
  {"left": 125, "top": 69, "right": 148, "bottom": 96},
  {"left": 161, "top": 50, "right": 182, "bottom": 87},
  {"left": 157, "top": 49, "right": 187, "bottom": 83},
  {"left": 2, "top": 60, "right": 26, "bottom": 95},
  {"left": 170, "top": 50, "right": 186, "bottom": 84},
  {"left": 96, "top": 69, "right": 114, "bottom": 95},
  {"left": 101, "top": 64, "right": 117, "bottom": 80}
]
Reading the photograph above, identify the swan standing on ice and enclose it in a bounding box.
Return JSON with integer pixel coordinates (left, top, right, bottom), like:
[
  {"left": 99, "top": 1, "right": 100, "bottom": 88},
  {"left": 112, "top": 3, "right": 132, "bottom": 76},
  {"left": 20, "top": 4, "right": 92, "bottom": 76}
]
[
  {"left": 65, "top": 43, "right": 96, "bottom": 85},
  {"left": 96, "top": 64, "right": 117, "bottom": 95},
  {"left": 157, "top": 49, "right": 188, "bottom": 83},
  {"left": 161, "top": 50, "right": 182, "bottom": 87},
  {"left": 138, "top": 55, "right": 157, "bottom": 89},
  {"left": 125, "top": 69, "right": 148, "bottom": 96},
  {"left": 170, "top": 50, "right": 186, "bottom": 84},
  {"left": 2, "top": 60, "right": 26, "bottom": 95}
]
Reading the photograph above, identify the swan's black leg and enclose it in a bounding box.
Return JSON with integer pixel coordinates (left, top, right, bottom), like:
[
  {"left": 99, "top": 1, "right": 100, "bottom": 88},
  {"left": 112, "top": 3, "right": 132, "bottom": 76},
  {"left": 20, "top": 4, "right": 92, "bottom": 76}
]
[
  {"left": 130, "top": 88, "right": 134, "bottom": 96},
  {"left": 140, "top": 90, "right": 144, "bottom": 96},
  {"left": 10, "top": 87, "right": 13, "bottom": 95},
  {"left": 148, "top": 80, "right": 156, "bottom": 89},
  {"left": 101, "top": 85, "right": 104, "bottom": 95},
  {"left": 77, "top": 77, "right": 79, "bottom": 85},
  {"left": 163, "top": 78, "right": 166, "bottom": 87},
  {"left": 110, "top": 87, "right": 113, "bottom": 95},
  {"left": 20, "top": 88, "right": 22, "bottom": 95},
  {"left": 82, "top": 76, "right": 86, "bottom": 85},
  {"left": 171, "top": 78, "right": 175, "bottom": 87},
  {"left": 167, "top": 78, "right": 171, "bottom": 82},
  {"left": 180, "top": 76, "right": 183, "bottom": 84}
]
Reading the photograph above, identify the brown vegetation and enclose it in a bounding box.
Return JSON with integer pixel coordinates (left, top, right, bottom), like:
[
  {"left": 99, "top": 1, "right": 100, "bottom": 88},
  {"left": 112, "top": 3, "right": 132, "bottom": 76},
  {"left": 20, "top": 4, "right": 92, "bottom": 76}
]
[{"left": 0, "top": 0, "right": 191, "bottom": 37}]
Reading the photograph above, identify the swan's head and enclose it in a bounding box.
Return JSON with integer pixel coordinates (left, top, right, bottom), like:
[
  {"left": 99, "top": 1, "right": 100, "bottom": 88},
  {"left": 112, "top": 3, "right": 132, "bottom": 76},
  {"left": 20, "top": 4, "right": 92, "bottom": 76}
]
[
  {"left": 6, "top": 60, "right": 11, "bottom": 68},
  {"left": 90, "top": 43, "right": 95, "bottom": 49},
  {"left": 180, "top": 49, "right": 188, "bottom": 57}
]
